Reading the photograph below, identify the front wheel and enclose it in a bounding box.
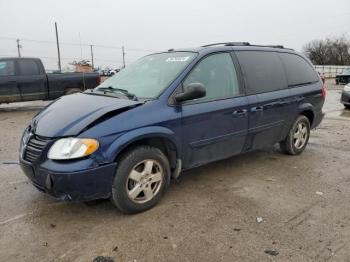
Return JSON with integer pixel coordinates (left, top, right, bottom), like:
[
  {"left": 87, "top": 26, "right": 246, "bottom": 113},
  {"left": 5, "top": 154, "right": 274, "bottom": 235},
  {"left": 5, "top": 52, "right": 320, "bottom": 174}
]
[
  {"left": 280, "top": 115, "right": 310, "bottom": 155},
  {"left": 111, "top": 146, "right": 170, "bottom": 213}
]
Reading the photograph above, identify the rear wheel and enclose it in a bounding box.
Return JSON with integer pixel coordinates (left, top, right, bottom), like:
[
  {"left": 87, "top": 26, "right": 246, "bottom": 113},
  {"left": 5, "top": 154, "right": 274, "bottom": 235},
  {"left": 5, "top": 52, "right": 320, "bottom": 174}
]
[
  {"left": 111, "top": 146, "right": 170, "bottom": 213},
  {"left": 345, "top": 105, "right": 350, "bottom": 109},
  {"left": 280, "top": 115, "right": 310, "bottom": 155}
]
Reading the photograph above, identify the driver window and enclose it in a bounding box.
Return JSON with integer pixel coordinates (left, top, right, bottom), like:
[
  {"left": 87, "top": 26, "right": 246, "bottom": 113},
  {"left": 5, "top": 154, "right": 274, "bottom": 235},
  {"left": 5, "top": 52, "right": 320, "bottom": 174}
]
[{"left": 183, "top": 53, "right": 240, "bottom": 101}]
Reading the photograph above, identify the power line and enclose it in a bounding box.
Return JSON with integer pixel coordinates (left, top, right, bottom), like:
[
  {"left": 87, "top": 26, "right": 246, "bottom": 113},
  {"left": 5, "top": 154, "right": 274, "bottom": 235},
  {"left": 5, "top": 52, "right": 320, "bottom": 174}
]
[
  {"left": 0, "top": 54, "right": 124, "bottom": 63},
  {"left": 0, "top": 36, "right": 159, "bottom": 52},
  {"left": 0, "top": 33, "right": 153, "bottom": 68}
]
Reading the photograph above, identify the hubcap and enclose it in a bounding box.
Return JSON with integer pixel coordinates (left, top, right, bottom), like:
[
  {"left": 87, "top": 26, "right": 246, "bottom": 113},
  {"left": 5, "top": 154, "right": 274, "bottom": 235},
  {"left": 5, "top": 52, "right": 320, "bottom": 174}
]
[
  {"left": 293, "top": 122, "right": 308, "bottom": 149},
  {"left": 126, "top": 159, "right": 163, "bottom": 204}
]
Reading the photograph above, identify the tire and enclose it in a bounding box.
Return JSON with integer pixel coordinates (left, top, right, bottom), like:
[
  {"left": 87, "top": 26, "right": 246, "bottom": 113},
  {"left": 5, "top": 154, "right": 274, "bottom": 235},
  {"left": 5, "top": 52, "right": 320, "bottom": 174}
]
[
  {"left": 345, "top": 105, "right": 350, "bottom": 110},
  {"left": 280, "top": 115, "right": 310, "bottom": 155},
  {"left": 111, "top": 146, "right": 170, "bottom": 214},
  {"left": 65, "top": 88, "right": 82, "bottom": 95}
]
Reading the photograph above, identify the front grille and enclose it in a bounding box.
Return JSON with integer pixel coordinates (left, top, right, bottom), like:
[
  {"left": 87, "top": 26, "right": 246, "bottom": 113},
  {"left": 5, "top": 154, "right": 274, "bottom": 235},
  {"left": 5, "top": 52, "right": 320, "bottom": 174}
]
[{"left": 23, "top": 135, "right": 50, "bottom": 163}]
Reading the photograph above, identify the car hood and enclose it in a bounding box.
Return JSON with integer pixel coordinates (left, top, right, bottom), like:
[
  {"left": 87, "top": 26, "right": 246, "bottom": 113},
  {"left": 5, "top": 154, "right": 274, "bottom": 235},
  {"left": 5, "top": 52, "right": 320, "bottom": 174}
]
[{"left": 31, "top": 93, "right": 143, "bottom": 137}]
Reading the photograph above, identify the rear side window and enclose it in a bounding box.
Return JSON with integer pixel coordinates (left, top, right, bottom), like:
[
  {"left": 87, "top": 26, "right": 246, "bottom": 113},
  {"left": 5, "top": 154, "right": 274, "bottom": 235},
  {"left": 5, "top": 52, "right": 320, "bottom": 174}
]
[
  {"left": 183, "top": 53, "right": 240, "bottom": 101},
  {"left": 235, "top": 51, "right": 287, "bottom": 95},
  {"left": 0, "top": 60, "right": 15, "bottom": 76},
  {"left": 18, "top": 60, "right": 40, "bottom": 75},
  {"left": 279, "top": 53, "right": 318, "bottom": 86}
]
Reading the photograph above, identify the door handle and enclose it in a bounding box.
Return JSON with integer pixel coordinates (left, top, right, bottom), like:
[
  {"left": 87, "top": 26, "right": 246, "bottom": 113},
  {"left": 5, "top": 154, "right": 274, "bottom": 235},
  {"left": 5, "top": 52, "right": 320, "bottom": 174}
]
[
  {"left": 251, "top": 106, "right": 264, "bottom": 112},
  {"left": 232, "top": 109, "right": 247, "bottom": 116}
]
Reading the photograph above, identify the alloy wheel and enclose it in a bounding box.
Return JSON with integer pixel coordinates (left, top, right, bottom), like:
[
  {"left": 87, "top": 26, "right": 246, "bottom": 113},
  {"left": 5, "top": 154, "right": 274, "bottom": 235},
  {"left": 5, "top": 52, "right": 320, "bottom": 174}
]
[
  {"left": 126, "top": 159, "right": 163, "bottom": 204},
  {"left": 293, "top": 122, "right": 308, "bottom": 149}
]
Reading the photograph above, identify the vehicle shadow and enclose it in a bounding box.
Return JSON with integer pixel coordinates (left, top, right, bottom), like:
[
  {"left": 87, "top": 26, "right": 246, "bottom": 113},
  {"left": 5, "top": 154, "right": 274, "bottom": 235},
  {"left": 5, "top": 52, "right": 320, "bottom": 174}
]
[
  {"left": 52, "top": 146, "right": 282, "bottom": 216},
  {"left": 340, "top": 108, "right": 350, "bottom": 117},
  {"left": 13, "top": 145, "right": 287, "bottom": 255},
  {"left": 0, "top": 101, "right": 49, "bottom": 112}
]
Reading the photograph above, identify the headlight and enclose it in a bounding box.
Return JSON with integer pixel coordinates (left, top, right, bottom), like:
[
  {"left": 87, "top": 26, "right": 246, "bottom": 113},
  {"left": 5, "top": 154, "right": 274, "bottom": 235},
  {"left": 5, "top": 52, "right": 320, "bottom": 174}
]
[
  {"left": 48, "top": 138, "right": 99, "bottom": 160},
  {"left": 344, "top": 84, "right": 350, "bottom": 92}
]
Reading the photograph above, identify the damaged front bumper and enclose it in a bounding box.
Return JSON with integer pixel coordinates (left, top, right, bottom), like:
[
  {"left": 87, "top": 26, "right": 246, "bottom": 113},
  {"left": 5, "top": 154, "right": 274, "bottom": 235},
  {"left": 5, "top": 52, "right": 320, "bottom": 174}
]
[{"left": 19, "top": 159, "right": 117, "bottom": 201}]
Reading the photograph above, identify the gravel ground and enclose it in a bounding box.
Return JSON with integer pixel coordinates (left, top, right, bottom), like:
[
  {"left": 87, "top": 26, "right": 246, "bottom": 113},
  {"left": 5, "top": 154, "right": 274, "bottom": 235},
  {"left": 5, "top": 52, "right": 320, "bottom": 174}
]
[{"left": 0, "top": 79, "right": 349, "bottom": 262}]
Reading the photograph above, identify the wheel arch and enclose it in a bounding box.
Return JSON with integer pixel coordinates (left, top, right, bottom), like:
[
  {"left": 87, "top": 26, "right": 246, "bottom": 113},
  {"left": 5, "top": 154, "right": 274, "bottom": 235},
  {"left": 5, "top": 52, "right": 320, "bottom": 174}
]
[
  {"left": 298, "top": 103, "right": 315, "bottom": 126},
  {"left": 106, "top": 126, "right": 181, "bottom": 170}
]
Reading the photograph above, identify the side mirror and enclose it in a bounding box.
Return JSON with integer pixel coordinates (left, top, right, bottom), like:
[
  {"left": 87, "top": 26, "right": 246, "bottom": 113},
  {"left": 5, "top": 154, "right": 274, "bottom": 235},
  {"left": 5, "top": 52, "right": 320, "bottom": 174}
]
[{"left": 175, "top": 83, "right": 206, "bottom": 103}]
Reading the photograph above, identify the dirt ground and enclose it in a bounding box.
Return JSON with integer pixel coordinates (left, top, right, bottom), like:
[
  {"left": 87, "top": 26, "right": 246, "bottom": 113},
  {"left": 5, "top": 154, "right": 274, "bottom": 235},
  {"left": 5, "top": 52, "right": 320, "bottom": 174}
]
[{"left": 0, "top": 79, "right": 349, "bottom": 262}]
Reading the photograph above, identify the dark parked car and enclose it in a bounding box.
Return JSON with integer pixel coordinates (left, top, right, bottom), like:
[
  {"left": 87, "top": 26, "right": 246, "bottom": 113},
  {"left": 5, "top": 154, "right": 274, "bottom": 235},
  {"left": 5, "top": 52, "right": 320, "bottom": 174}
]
[
  {"left": 19, "top": 42, "right": 325, "bottom": 213},
  {"left": 0, "top": 57, "right": 100, "bottom": 103},
  {"left": 335, "top": 69, "right": 350, "bottom": 85},
  {"left": 341, "top": 83, "right": 350, "bottom": 109}
]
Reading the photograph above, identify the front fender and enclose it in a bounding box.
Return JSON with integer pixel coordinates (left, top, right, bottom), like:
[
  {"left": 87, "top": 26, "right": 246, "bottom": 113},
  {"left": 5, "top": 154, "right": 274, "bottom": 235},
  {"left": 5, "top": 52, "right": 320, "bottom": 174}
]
[{"left": 104, "top": 126, "right": 180, "bottom": 162}]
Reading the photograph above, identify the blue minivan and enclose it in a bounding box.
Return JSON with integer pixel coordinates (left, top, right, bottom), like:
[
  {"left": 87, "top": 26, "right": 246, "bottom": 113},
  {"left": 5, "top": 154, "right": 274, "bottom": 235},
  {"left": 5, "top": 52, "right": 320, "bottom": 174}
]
[{"left": 19, "top": 42, "right": 325, "bottom": 213}]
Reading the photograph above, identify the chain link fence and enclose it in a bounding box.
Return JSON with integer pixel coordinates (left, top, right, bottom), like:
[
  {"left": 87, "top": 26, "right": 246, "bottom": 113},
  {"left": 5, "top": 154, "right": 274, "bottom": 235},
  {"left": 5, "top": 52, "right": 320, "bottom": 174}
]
[{"left": 314, "top": 65, "right": 350, "bottom": 78}]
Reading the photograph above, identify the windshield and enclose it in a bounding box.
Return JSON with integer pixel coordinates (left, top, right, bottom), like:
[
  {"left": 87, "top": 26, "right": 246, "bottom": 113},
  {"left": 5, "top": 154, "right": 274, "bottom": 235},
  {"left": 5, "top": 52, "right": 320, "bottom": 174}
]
[{"left": 96, "top": 52, "right": 197, "bottom": 98}]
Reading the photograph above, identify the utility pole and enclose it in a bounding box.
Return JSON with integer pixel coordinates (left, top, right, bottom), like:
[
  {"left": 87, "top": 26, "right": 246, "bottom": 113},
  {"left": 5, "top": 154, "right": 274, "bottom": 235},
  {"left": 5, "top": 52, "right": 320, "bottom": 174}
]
[
  {"left": 55, "top": 22, "right": 62, "bottom": 72},
  {"left": 16, "top": 39, "right": 21, "bottom": 57},
  {"left": 90, "top": 45, "right": 94, "bottom": 69},
  {"left": 122, "top": 46, "right": 126, "bottom": 68}
]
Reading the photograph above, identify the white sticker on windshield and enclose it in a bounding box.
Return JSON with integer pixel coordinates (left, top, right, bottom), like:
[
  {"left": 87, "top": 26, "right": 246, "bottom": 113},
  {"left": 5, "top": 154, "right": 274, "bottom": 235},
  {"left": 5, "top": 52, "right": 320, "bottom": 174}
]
[{"left": 166, "top": 57, "right": 190, "bottom": 62}]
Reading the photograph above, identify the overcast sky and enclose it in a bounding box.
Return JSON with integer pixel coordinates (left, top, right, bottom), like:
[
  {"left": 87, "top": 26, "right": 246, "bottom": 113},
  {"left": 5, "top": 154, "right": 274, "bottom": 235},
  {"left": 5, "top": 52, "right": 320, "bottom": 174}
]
[{"left": 0, "top": 0, "right": 349, "bottom": 70}]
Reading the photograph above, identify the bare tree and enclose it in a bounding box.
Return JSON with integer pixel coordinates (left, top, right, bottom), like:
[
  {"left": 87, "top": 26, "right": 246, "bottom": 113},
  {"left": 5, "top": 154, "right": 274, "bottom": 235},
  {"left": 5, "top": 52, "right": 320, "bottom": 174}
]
[
  {"left": 303, "top": 36, "right": 350, "bottom": 65},
  {"left": 303, "top": 40, "right": 328, "bottom": 65}
]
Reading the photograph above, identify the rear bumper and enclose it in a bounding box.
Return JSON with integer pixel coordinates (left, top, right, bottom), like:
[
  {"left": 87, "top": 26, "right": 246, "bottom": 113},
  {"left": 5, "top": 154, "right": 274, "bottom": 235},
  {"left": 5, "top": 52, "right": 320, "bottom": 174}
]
[
  {"left": 20, "top": 160, "right": 117, "bottom": 201},
  {"left": 311, "top": 111, "right": 325, "bottom": 129},
  {"left": 341, "top": 91, "right": 350, "bottom": 105}
]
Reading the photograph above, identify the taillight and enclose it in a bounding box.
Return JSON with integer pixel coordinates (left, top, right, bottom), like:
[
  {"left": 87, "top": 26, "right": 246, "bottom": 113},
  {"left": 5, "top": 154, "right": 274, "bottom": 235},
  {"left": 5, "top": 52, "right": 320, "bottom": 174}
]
[{"left": 321, "top": 82, "right": 326, "bottom": 98}]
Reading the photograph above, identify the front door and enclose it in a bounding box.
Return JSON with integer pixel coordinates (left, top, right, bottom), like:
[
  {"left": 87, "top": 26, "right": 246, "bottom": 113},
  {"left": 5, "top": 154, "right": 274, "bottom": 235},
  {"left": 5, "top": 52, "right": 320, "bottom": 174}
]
[{"left": 180, "top": 52, "right": 249, "bottom": 168}]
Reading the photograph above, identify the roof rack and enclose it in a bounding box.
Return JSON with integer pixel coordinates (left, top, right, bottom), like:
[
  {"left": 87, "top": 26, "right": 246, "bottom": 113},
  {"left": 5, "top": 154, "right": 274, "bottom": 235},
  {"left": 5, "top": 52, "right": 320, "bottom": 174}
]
[
  {"left": 201, "top": 42, "right": 250, "bottom": 47},
  {"left": 252, "top": 44, "right": 285, "bottom": 49},
  {"left": 201, "top": 42, "right": 291, "bottom": 50}
]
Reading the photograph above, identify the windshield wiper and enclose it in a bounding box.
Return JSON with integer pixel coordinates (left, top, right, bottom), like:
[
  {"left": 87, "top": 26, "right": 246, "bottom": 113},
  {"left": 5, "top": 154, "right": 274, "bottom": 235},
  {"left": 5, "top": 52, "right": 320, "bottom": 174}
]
[{"left": 96, "top": 86, "right": 137, "bottom": 100}]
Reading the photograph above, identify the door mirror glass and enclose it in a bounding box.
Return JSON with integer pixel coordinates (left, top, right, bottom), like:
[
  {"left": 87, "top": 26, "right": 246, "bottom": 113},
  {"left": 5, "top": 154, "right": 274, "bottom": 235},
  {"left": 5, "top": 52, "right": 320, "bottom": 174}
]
[{"left": 175, "top": 83, "right": 206, "bottom": 102}]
